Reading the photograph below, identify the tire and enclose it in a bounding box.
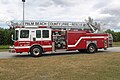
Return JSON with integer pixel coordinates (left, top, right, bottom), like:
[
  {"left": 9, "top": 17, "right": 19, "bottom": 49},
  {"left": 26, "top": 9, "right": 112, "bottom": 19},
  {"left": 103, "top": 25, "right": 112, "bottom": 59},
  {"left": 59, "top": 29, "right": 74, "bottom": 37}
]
[
  {"left": 87, "top": 44, "right": 97, "bottom": 53},
  {"left": 30, "top": 46, "right": 42, "bottom": 57}
]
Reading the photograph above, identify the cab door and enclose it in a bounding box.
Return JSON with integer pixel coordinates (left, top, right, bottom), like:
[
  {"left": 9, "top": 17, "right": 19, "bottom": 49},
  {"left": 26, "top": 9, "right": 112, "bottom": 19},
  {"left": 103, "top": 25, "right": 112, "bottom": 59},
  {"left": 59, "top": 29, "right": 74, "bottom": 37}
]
[
  {"left": 30, "top": 29, "right": 42, "bottom": 45},
  {"left": 30, "top": 29, "right": 36, "bottom": 41},
  {"left": 41, "top": 29, "right": 52, "bottom": 51},
  {"left": 17, "top": 29, "right": 30, "bottom": 52},
  {"left": 35, "top": 29, "right": 42, "bottom": 45}
]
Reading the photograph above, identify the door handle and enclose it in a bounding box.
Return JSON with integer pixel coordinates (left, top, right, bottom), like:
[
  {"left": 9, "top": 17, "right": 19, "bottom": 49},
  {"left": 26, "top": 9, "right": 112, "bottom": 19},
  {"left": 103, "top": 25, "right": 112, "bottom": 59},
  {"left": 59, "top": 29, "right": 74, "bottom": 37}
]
[{"left": 33, "top": 38, "right": 36, "bottom": 41}]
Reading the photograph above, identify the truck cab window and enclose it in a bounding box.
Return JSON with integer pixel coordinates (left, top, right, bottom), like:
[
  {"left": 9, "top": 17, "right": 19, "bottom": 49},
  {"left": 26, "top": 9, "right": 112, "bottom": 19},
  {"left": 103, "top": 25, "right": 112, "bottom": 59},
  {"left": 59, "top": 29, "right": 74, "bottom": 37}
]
[
  {"left": 36, "top": 30, "right": 41, "bottom": 38},
  {"left": 20, "top": 30, "right": 29, "bottom": 38},
  {"left": 43, "top": 30, "right": 49, "bottom": 38},
  {"left": 15, "top": 30, "right": 18, "bottom": 40}
]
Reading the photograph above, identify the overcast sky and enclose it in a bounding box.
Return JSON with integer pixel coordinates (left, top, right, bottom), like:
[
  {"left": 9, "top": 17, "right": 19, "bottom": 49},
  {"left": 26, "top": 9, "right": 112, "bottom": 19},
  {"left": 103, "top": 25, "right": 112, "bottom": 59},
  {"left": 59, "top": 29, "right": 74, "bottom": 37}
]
[{"left": 0, "top": 0, "right": 120, "bottom": 31}]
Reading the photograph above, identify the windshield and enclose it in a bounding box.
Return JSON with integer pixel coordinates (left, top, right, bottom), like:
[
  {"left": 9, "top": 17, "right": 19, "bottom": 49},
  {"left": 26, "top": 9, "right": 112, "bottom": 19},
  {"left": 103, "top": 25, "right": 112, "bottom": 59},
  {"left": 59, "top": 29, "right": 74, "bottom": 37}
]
[{"left": 14, "top": 30, "right": 18, "bottom": 40}]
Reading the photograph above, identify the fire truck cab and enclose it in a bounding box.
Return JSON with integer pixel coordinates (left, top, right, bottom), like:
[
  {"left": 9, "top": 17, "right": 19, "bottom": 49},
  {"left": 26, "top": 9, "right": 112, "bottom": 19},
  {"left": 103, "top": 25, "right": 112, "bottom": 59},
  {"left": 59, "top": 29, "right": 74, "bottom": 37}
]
[{"left": 9, "top": 22, "right": 109, "bottom": 57}]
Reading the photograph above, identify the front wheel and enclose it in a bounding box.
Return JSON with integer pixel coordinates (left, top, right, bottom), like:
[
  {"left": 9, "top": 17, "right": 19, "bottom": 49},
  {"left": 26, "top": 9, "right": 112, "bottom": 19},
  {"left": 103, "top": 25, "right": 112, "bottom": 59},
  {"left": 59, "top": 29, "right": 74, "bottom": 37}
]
[
  {"left": 87, "top": 44, "right": 97, "bottom": 53},
  {"left": 30, "top": 46, "right": 42, "bottom": 57}
]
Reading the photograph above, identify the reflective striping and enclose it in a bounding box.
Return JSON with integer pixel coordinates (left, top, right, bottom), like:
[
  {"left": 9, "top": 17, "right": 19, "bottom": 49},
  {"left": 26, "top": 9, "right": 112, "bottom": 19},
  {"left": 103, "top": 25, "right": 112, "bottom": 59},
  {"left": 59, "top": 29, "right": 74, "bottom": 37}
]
[
  {"left": 14, "top": 46, "right": 30, "bottom": 49},
  {"left": 19, "top": 42, "right": 30, "bottom": 43},
  {"left": 43, "top": 45, "right": 52, "bottom": 48},
  {"left": 68, "top": 36, "right": 105, "bottom": 47},
  {"left": 14, "top": 45, "right": 52, "bottom": 49}
]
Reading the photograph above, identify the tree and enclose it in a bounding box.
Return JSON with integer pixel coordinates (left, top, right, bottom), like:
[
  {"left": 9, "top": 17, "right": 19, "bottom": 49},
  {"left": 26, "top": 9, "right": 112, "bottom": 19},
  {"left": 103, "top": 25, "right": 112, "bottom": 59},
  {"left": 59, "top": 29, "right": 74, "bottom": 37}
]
[
  {"left": 0, "top": 29, "right": 4, "bottom": 45},
  {"left": 105, "top": 29, "right": 114, "bottom": 34},
  {"left": 105, "top": 29, "right": 120, "bottom": 42},
  {"left": 0, "top": 28, "right": 14, "bottom": 45}
]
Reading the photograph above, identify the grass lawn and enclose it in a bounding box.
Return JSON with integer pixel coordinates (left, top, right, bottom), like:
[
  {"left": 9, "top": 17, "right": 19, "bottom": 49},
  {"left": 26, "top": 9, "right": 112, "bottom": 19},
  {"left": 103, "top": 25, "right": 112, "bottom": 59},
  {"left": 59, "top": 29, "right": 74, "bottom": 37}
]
[
  {"left": 0, "top": 45, "right": 9, "bottom": 49},
  {"left": 0, "top": 45, "right": 9, "bottom": 52},
  {"left": 113, "top": 42, "right": 120, "bottom": 47},
  {"left": 0, "top": 49, "right": 8, "bottom": 52},
  {"left": 0, "top": 52, "right": 120, "bottom": 80}
]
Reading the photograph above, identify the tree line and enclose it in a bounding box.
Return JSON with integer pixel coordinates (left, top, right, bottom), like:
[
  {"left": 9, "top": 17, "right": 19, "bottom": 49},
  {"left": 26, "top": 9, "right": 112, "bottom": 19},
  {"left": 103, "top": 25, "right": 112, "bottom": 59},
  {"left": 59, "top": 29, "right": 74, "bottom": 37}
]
[
  {"left": 105, "top": 29, "right": 120, "bottom": 42},
  {"left": 0, "top": 28, "right": 14, "bottom": 45},
  {"left": 0, "top": 28, "right": 120, "bottom": 45}
]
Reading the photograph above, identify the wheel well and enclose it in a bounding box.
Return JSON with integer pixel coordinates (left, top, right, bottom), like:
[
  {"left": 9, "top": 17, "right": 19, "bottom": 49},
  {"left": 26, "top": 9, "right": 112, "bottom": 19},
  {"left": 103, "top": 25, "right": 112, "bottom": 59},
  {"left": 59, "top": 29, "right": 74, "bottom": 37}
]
[
  {"left": 87, "top": 43, "right": 97, "bottom": 49},
  {"left": 87, "top": 43, "right": 98, "bottom": 53},
  {"left": 29, "top": 45, "right": 43, "bottom": 52}
]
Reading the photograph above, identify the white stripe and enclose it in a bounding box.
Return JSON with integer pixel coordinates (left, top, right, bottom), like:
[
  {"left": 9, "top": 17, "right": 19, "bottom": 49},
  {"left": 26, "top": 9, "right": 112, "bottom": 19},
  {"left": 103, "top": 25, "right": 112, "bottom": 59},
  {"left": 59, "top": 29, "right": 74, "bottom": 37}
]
[
  {"left": 43, "top": 45, "right": 52, "bottom": 48},
  {"left": 14, "top": 46, "right": 30, "bottom": 49},
  {"left": 14, "top": 45, "right": 52, "bottom": 49},
  {"left": 68, "top": 36, "right": 105, "bottom": 47}
]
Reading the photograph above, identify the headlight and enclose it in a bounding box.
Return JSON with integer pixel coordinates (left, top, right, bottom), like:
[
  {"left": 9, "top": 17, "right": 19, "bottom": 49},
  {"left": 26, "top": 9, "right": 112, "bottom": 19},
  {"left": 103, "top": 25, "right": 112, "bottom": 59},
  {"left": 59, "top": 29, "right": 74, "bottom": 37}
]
[{"left": 104, "top": 40, "right": 107, "bottom": 48}]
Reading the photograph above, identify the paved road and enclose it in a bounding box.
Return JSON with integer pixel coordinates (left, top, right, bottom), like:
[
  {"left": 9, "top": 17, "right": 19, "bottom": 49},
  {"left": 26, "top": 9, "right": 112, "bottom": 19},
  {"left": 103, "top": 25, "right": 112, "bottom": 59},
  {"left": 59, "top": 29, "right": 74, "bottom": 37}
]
[
  {"left": 105, "top": 47, "right": 120, "bottom": 52},
  {"left": 0, "top": 47, "right": 120, "bottom": 59}
]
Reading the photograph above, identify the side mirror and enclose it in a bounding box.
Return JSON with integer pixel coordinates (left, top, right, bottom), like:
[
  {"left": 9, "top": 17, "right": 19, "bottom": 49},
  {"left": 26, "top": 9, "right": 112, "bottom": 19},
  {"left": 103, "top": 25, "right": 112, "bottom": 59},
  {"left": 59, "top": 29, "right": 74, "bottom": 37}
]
[{"left": 11, "top": 34, "right": 15, "bottom": 41}]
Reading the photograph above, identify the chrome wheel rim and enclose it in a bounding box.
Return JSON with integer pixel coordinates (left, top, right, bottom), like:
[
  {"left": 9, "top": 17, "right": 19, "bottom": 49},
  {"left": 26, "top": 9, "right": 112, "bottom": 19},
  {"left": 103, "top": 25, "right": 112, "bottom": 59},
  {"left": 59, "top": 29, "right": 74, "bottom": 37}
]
[
  {"left": 89, "top": 46, "right": 95, "bottom": 52},
  {"left": 33, "top": 48, "right": 40, "bottom": 56}
]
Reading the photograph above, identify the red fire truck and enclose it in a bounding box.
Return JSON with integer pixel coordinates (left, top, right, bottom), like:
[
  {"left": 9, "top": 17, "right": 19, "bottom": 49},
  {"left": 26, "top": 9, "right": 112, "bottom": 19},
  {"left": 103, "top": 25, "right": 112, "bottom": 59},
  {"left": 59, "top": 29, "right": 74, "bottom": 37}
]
[{"left": 9, "top": 21, "right": 108, "bottom": 57}]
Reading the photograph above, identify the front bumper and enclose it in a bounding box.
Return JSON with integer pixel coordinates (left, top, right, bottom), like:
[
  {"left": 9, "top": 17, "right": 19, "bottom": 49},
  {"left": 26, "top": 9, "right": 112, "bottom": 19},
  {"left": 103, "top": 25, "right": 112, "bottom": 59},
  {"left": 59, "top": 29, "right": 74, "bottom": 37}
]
[{"left": 9, "top": 46, "right": 16, "bottom": 53}]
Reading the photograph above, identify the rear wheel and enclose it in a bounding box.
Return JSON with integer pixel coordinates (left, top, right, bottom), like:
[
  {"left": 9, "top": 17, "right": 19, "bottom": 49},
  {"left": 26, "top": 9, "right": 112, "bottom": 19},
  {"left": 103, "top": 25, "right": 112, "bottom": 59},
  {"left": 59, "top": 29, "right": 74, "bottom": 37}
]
[
  {"left": 87, "top": 44, "right": 97, "bottom": 53},
  {"left": 30, "top": 46, "right": 42, "bottom": 57}
]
